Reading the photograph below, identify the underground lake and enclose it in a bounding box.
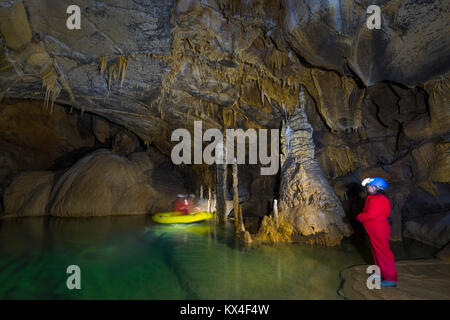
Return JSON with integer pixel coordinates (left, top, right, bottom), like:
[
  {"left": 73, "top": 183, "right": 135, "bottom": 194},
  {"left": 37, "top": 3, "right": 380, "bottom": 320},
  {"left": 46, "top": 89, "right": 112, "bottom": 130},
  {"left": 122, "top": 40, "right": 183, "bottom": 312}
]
[
  {"left": 0, "top": 0, "right": 449, "bottom": 304},
  {"left": 0, "top": 216, "right": 438, "bottom": 300}
]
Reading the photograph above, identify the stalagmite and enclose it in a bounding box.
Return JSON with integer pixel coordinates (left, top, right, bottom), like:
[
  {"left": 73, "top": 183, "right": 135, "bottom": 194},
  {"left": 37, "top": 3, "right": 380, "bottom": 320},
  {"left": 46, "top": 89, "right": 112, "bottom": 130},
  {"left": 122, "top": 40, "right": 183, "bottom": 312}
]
[
  {"left": 222, "top": 156, "right": 227, "bottom": 221},
  {"left": 256, "top": 87, "right": 353, "bottom": 246},
  {"left": 233, "top": 158, "right": 239, "bottom": 230},
  {"left": 232, "top": 158, "right": 245, "bottom": 233},
  {"left": 273, "top": 199, "right": 278, "bottom": 224},
  {"left": 207, "top": 185, "right": 212, "bottom": 213},
  {"left": 216, "top": 140, "right": 227, "bottom": 223}
]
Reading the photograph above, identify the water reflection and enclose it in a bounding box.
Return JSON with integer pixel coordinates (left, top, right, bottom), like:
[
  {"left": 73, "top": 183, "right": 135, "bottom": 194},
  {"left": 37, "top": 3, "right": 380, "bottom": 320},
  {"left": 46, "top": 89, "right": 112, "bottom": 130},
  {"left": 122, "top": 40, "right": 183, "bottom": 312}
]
[{"left": 0, "top": 216, "right": 438, "bottom": 299}]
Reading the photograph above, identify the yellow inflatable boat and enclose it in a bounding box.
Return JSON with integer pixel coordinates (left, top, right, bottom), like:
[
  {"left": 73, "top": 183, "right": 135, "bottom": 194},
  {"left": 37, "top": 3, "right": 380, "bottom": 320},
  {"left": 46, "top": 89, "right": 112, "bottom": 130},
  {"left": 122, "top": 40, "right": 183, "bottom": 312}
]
[{"left": 152, "top": 211, "right": 215, "bottom": 224}]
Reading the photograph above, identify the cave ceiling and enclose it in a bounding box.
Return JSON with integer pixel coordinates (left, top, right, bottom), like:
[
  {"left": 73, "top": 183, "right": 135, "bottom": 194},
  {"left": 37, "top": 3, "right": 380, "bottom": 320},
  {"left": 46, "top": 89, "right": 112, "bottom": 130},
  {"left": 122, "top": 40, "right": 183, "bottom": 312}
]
[{"left": 0, "top": 0, "right": 449, "bottom": 155}]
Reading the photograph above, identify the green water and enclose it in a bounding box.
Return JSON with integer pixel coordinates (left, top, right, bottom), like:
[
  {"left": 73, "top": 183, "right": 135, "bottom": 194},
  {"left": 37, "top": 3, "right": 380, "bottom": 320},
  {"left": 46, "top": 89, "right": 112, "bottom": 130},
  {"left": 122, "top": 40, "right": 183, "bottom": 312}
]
[{"left": 0, "top": 216, "right": 437, "bottom": 299}]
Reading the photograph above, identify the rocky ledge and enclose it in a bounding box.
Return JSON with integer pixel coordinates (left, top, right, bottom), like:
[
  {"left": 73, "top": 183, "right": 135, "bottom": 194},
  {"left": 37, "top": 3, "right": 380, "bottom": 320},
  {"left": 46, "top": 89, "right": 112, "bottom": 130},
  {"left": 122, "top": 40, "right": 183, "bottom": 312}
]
[{"left": 339, "top": 258, "right": 450, "bottom": 300}]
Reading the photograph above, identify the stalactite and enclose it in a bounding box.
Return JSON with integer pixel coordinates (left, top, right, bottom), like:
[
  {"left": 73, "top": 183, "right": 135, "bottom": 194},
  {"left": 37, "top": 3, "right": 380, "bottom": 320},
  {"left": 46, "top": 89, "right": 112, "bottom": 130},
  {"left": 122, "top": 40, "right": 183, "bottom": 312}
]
[
  {"left": 260, "top": 87, "right": 264, "bottom": 104},
  {"left": 41, "top": 65, "right": 61, "bottom": 113},
  {"left": 233, "top": 158, "right": 239, "bottom": 231},
  {"left": 102, "top": 55, "right": 129, "bottom": 89},
  {"left": 119, "top": 56, "right": 129, "bottom": 87},
  {"left": 99, "top": 56, "right": 107, "bottom": 75},
  {"left": 222, "top": 107, "right": 236, "bottom": 128},
  {"left": 207, "top": 185, "right": 212, "bottom": 213},
  {"left": 266, "top": 49, "right": 288, "bottom": 71}
]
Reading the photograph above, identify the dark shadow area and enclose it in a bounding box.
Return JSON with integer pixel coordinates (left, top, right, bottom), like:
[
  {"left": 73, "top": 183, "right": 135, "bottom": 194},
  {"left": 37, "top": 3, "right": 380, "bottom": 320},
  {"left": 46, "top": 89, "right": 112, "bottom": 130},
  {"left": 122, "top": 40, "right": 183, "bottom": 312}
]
[
  {"left": 342, "top": 182, "right": 373, "bottom": 264},
  {"left": 48, "top": 146, "right": 101, "bottom": 171}
]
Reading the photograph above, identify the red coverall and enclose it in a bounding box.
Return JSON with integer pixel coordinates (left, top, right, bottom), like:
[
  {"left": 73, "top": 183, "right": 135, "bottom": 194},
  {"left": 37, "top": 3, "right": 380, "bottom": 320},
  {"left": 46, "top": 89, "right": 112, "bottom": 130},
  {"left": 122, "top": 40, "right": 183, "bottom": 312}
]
[
  {"left": 356, "top": 192, "right": 398, "bottom": 282},
  {"left": 173, "top": 198, "right": 192, "bottom": 215},
  {"left": 173, "top": 198, "right": 201, "bottom": 215}
]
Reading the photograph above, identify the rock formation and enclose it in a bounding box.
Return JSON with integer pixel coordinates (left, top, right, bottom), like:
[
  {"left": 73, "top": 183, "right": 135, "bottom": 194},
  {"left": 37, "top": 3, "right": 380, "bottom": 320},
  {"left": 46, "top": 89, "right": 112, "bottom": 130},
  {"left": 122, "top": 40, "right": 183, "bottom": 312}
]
[
  {"left": 3, "top": 171, "right": 54, "bottom": 217},
  {"left": 0, "top": 99, "right": 95, "bottom": 170},
  {"left": 3, "top": 149, "right": 187, "bottom": 218},
  {"left": 339, "top": 260, "right": 450, "bottom": 300},
  {"left": 256, "top": 88, "right": 352, "bottom": 245},
  {"left": 0, "top": 0, "right": 448, "bottom": 246}
]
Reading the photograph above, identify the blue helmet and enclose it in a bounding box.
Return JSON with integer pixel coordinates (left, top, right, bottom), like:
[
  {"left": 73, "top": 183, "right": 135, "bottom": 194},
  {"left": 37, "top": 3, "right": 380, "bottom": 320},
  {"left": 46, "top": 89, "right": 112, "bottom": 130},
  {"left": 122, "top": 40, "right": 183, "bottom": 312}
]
[{"left": 361, "top": 177, "right": 388, "bottom": 190}]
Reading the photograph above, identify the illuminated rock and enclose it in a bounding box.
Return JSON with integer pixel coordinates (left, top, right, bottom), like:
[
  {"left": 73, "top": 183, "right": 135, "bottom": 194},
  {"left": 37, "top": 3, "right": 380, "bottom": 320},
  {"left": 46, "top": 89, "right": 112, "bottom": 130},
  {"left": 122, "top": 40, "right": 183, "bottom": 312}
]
[{"left": 256, "top": 88, "right": 353, "bottom": 246}]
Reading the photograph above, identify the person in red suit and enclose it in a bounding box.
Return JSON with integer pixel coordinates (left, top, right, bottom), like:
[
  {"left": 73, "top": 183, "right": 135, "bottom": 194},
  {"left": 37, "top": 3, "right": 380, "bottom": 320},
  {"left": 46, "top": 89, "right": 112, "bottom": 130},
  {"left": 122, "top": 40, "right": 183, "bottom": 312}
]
[
  {"left": 356, "top": 177, "right": 398, "bottom": 287},
  {"left": 173, "top": 194, "right": 201, "bottom": 215}
]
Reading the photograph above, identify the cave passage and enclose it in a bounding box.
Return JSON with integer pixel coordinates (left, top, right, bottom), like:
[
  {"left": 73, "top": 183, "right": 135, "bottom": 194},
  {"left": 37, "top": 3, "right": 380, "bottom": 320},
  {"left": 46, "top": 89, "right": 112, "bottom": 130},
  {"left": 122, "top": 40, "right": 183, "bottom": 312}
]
[{"left": 0, "top": 0, "right": 449, "bottom": 302}]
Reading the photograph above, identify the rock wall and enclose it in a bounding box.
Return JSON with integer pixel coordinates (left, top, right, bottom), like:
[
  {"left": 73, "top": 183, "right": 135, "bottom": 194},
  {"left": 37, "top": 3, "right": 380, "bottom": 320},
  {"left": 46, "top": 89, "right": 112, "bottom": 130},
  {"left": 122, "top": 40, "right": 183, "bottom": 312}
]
[
  {"left": 2, "top": 149, "right": 187, "bottom": 218},
  {"left": 3, "top": 171, "right": 54, "bottom": 217},
  {"left": 0, "top": 99, "right": 95, "bottom": 171}
]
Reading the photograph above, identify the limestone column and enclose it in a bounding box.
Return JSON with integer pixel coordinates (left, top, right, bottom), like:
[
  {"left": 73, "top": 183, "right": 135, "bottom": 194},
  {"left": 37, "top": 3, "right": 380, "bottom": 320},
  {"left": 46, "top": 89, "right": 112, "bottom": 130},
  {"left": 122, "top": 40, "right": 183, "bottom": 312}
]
[{"left": 257, "top": 87, "right": 353, "bottom": 246}]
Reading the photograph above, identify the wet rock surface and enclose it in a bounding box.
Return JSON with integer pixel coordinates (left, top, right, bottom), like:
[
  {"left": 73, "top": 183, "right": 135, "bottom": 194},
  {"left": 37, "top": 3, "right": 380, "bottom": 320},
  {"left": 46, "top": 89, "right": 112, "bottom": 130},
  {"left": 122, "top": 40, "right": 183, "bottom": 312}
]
[
  {"left": 404, "top": 214, "right": 450, "bottom": 248},
  {"left": 339, "top": 259, "right": 450, "bottom": 300}
]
